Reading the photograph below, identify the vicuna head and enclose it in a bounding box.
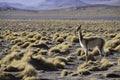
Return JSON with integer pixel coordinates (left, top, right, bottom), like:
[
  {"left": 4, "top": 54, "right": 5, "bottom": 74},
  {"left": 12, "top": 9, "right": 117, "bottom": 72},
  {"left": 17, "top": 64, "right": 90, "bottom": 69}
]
[
  {"left": 74, "top": 25, "right": 82, "bottom": 34},
  {"left": 76, "top": 25, "right": 82, "bottom": 32}
]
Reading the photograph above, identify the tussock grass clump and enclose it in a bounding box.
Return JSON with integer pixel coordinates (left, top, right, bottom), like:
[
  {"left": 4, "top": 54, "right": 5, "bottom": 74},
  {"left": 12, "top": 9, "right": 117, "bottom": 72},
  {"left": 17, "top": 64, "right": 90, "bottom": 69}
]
[
  {"left": 24, "top": 76, "right": 37, "bottom": 80},
  {"left": 104, "top": 39, "right": 120, "bottom": 49},
  {"left": 21, "top": 42, "right": 30, "bottom": 48},
  {"left": 4, "top": 60, "right": 22, "bottom": 72},
  {"left": 53, "top": 56, "right": 67, "bottom": 69},
  {"left": 91, "top": 47, "right": 100, "bottom": 56},
  {"left": 77, "top": 61, "right": 92, "bottom": 75},
  {"left": 5, "top": 35, "right": 16, "bottom": 40},
  {"left": 11, "top": 45, "right": 20, "bottom": 51},
  {"left": 30, "top": 41, "right": 49, "bottom": 49},
  {"left": 57, "top": 42, "right": 71, "bottom": 54},
  {"left": 2, "top": 51, "right": 20, "bottom": 64},
  {"left": 27, "top": 33, "right": 35, "bottom": 38},
  {"left": 114, "top": 33, "right": 120, "bottom": 39},
  {"left": 99, "top": 58, "right": 113, "bottom": 70},
  {"left": 71, "top": 36, "right": 79, "bottom": 43},
  {"left": 11, "top": 39, "right": 22, "bottom": 45},
  {"left": 27, "top": 38, "right": 36, "bottom": 43},
  {"left": 32, "top": 55, "right": 56, "bottom": 70},
  {"left": 78, "top": 53, "right": 95, "bottom": 61},
  {"left": 53, "top": 56, "right": 67, "bottom": 64},
  {"left": 48, "top": 42, "right": 71, "bottom": 56},
  {"left": 104, "top": 48, "right": 111, "bottom": 55},
  {"left": 84, "top": 32, "right": 95, "bottom": 37},
  {"left": 76, "top": 48, "right": 84, "bottom": 56},
  {"left": 48, "top": 47, "right": 61, "bottom": 56},
  {"left": 0, "top": 72, "right": 19, "bottom": 80},
  {"left": 20, "top": 32, "right": 27, "bottom": 36},
  {"left": 118, "top": 58, "right": 120, "bottom": 65},
  {"left": 115, "top": 45, "right": 120, "bottom": 51},
  {"left": 20, "top": 63, "right": 36, "bottom": 79},
  {"left": 61, "top": 69, "right": 69, "bottom": 77},
  {"left": 66, "top": 34, "right": 79, "bottom": 43},
  {"left": 53, "top": 33, "right": 60, "bottom": 41},
  {"left": 38, "top": 49, "right": 48, "bottom": 55},
  {"left": 55, "top": 37, "right": 64, "bottom": 43},
  {"left": 33, "top": 34, "right": 41, "bottom": 40},
  {"left": 103, "top": 33, "right": 116, "bottom": 38}
]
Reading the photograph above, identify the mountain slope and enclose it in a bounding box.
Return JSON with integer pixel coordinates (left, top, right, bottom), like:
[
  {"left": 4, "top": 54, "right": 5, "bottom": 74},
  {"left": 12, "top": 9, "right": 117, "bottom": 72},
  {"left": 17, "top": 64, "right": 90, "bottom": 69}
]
[
  {"left": 0, "top": 0, "right": 88, "bottom": 10},
  {"left": 35, "top": 0, "right": 88, "bottom": 10},
  {"left": 0, "top": 2, "right": 26, "bottom": 9}
]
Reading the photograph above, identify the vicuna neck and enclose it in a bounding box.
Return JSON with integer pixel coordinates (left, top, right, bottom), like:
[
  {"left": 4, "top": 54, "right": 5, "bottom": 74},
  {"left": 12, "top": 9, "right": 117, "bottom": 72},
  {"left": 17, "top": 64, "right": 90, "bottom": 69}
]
[{"left": 78, "top": 30, "right": 83, "bottom": 41}]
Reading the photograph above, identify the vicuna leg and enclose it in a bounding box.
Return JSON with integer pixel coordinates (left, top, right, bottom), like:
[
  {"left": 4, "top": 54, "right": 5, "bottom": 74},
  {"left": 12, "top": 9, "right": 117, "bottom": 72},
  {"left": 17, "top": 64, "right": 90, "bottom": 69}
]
[
  {"left": 98, "top": 48, "right": 103, "bottom": 59},
  {"left": 84, "top": 48, "right": 88, "bottom": 62},
  {"left": 102, "top": 48, "right": 106, "bottom": 57}
]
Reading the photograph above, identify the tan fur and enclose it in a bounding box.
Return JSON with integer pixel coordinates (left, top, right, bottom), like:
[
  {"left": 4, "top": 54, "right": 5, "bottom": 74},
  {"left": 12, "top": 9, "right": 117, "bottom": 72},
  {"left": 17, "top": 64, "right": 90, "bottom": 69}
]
[{"left": 76, "top": 25, "right": 105, "bottom": 62}]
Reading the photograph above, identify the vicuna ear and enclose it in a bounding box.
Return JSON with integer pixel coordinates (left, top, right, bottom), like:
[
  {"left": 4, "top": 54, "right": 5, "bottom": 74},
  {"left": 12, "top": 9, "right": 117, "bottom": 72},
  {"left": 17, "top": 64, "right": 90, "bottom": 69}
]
[{"left": 76, "top": 25, "right": 82, "bottom": 31}]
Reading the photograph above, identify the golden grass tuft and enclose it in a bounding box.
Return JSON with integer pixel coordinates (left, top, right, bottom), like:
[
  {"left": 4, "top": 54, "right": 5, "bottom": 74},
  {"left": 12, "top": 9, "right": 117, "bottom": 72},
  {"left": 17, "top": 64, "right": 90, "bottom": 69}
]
[
  {"left": 53, "top": 56, "right": 67, "bottom": 68},
  {"left": 77, "top": 61, "right": 92, "bottom": 75},
  {"left": 115, "top": 45, "right": 120, "bottom": 51},
  {"left": 52, "top": 33, "right": 60, "bottom": 41},
  {"left": 104, "top": 48, "right": 111, "bottom": 55},
  {"left": 118, "top": 58, "right": 120, "bottom": 65},
  {"left": 114, "top": 33, "right": 120, "bottom": 39},
  {"left": 2, "top": 51, "right": 21, "bottom": 64},
  {"left": 32, "top": 55, "right": 56, "bottom": 70},
  {"left": 103, "top": 33, "right": 116, "bottom": 38},
  {"left": 54, "top": 61, "right": 65, "bottom": 69},
  {"left": 76, "top": 48, "right": 84, "bottom": 56},
  {"left": 23, "top": 76, "right": 37, "bottom": 80},
  {"left": 4, "top": 60, "right": 23, "bottom": 72},
  {"left": 47, "top": 47, "right": 61, "bottom": 56},
  {"left": 77, "top": 68, "right": 90, "bottom": 75},
  {"left": 61, "top": 69, "right": 69, "bottom": 77},
  {"left": 27, "top": 38, "right": 36, "bottom": 43},
  {"left": 99, "top": 58, "right": 113, "bottom": 70},
  {"left": 104, "top": 39, "right": 120, "bottom": 49},
  {"left": 11, "top": 45, "right": 20, "bottom": 51},
  {"left": 21, "top": 42, "right": 30, "bottom": 48},
  {"left": 38, "top": 49, "right": 48, "bottom": 55},
  {"left": 57, "top": 42, "right": 71, "bottom": 54},
  {"left": 27, "top": 33, "right": 35, "bottom": 38},
  {"left": 84, "top": 32, "right": 95, "bottom": 37},
  {"left": 48, "top": 42, "right": 71, "bottom": 56},
  {"left": 30, "top": 40, "right": 49, "bottom": 49},
  {"left": 11, "top": 39, "right": 22, "bottom": 45},
  {"left": 34, "top": 34, "right": 41, "bottom": 40},
  {"left": 53, "top": 56, "right": 67, "bottom": 64},
  {"left": 20, "top": 63, "right": 36, "bottom": 77},
  {"left": 66, "top": 34, "right": 79, "bottom": 43},
  {"left": 91, "top": 47, "right": 99, "bottom": 56},
  {"left": 55, "top": 37, "right": 64, "bottom": 43},
  {"left": 70, "top": 36, "right": 79, "bottom": 43},
  {"left": 78, "top": 53, "right": 95, "bottom": 61}
]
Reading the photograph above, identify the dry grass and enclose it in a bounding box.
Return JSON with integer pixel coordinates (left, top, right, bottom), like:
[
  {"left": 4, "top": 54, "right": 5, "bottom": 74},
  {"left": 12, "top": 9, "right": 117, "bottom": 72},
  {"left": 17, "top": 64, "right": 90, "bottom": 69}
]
[
  {"left": 75, "top": 48, "right": 84, "bottom": 56},
  {"left": 53, "top": 56, "right": 67, "bottom": 68},
  {"left": 20, "top": 63, "right": 36, "bottom": 78},
  {"left": 0, "top": 19, "right": 120, "bottom": 80},
  {"left": 104, "top": 39, "right": 120, "bottom": 49},
  {"left": 61, "top": 69, "right": 69, "bottom": 77},
  {"left": 48, "top": 42, "right": 71, "bottom": 56},
  {"left": 115, "top": 45, "right": 120, "bottom": 51},
  {"left": 99, "top": 58, "right": 113, "bottom": 70},
  {"left": 118, "top": 58, "right": 120, "bottom": 65},
  {"left": 77, "top": 61, "right": 92, "bottom": 75},
  {"left": 21, "top": 42, "right": 30, "bottom": 48}
]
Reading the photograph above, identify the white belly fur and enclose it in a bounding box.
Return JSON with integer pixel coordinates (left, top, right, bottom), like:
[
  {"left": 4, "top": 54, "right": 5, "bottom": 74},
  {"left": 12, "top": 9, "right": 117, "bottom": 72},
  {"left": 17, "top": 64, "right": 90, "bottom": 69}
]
[{"left": 80, "top": 41, "right": 85, "bottom": 48}]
